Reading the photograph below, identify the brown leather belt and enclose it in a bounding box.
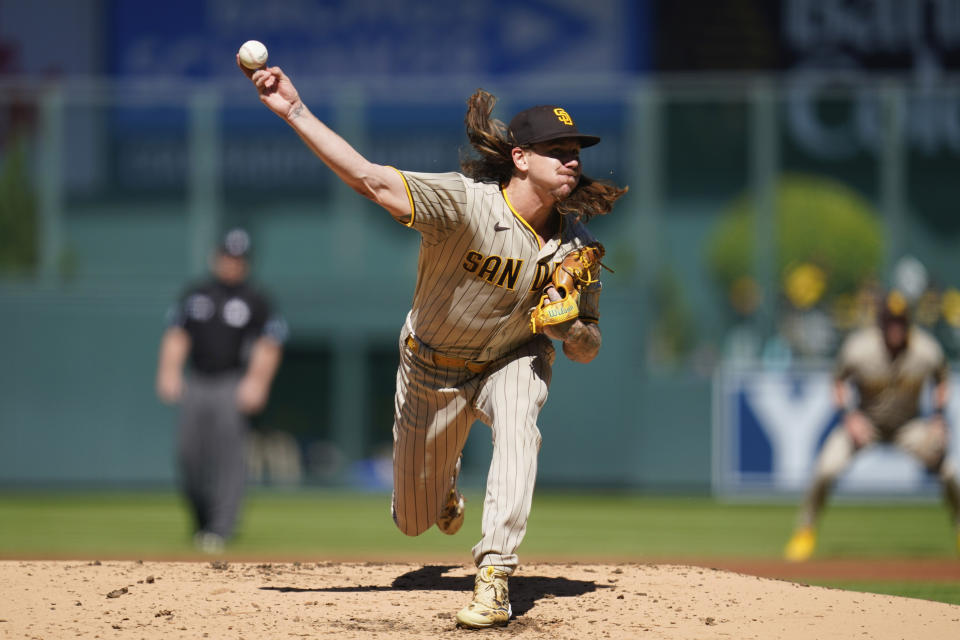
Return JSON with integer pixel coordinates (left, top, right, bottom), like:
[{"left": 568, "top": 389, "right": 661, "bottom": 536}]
[{"left": 405, "top": 335, "right": 490, "bottom": 373}]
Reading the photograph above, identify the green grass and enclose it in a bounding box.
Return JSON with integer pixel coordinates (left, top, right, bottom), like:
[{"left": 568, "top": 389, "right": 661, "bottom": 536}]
[
  {"left": 804, "top": 580, "right": 960, "bottom": 606},
  {"left": 529, "top": 494, "right": 958, "bottom": 560},
  {"left": 0, "top": 491, "right": 955, "bottom": 559},
  {"left": 1, "top": 490, "right": 958, "bottom": 605}
]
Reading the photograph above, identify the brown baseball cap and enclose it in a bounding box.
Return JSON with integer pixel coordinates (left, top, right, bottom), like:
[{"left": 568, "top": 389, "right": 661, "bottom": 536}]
[{"left": 508, "top": 105, "right": 601, "bottom": 148}]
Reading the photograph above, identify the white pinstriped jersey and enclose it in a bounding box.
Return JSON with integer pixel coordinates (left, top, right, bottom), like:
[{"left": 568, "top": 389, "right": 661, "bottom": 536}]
[
  {"left": 392, "top": 170, "right": 602, "bottom": 361},
  {"left": 836, "top": 326, "right": 948, "bottom": 431}
]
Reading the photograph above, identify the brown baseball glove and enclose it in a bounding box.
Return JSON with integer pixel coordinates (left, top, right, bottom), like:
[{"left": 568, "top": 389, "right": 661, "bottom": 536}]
[{"left": 530, "top": 242, "right": 607, "bottom": 334}]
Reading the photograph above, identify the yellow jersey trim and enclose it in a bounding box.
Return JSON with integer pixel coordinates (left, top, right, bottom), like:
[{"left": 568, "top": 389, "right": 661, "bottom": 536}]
[
  {"left": 502, "top": 188, "right": 542, "bottom": 250},
  {"left": 388, "top": 166, "right": 415, "bottom": 227}
]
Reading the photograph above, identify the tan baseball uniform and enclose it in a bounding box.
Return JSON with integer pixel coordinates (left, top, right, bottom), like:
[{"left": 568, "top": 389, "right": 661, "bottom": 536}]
[
  {"left": 836, "top": 326, "right": 947, "bottom": 434},
  {"left": 388, "top": 170, "right": 601, "bottom": 573},
  {"left": 798, "top": 325, "right": 960, "bottom": 527}
]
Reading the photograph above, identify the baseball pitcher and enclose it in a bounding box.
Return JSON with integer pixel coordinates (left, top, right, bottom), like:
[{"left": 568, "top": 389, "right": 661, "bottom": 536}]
[{"left": 239, "top": 59, "right": 626, "bottom": 627}]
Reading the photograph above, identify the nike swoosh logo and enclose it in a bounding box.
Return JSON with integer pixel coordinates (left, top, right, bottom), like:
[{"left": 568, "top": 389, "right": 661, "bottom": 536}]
[{"left": 494, "top": 223, "right": 510, "bottom": 231}]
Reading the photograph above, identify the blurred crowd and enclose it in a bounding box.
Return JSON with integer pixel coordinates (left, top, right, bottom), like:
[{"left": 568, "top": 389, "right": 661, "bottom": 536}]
[{"left": 721, "top": 255, "right": 960, "bottom": 370}]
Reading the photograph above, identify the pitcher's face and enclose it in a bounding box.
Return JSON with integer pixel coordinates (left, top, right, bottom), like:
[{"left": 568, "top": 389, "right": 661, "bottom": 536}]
[{"left": 523, "top": 139, "right": 582, "bottom": 201}]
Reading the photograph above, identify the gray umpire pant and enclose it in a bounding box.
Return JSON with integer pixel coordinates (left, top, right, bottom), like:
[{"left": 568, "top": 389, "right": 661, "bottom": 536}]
[{"left": 178, "top": 372, "right": 248, "bottom": 539}]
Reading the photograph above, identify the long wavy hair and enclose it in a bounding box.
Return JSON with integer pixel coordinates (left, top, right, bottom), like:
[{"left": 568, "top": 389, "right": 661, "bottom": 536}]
[{"left": 459, "top": 89, "right": 628, "bottom": 223}]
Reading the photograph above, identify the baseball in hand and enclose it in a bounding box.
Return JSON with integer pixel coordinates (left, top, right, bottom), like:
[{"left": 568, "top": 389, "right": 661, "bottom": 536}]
[{"left": 238, "top": 40, "right": 269, "bottom": 69}]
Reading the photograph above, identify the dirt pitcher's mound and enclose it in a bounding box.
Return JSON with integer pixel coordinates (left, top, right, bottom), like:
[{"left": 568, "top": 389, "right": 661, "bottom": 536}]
[{"left": 2, "top": 561, "right": 957, "bottom": 639}]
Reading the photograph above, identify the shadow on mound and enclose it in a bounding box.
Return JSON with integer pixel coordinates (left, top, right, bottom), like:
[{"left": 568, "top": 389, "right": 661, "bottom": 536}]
[{"left": 261, "top": 564, "right": 610, "bottom": 617}]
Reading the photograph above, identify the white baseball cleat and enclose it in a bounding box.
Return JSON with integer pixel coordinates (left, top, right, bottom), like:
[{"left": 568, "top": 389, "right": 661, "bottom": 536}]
[
  {"left": 455, "top": 566, "right": 512, "bottom": 628},
  {"left": 193, "top": 531, "right": 225, "bottom": 554}
]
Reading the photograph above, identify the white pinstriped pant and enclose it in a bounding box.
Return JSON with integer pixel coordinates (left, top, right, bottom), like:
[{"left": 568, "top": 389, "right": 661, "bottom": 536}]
[
  {"left": 798, "top": 416, "right": 960, "bottom": 528},
  {"left": 391, "top": 329, "right": 555, "bottom": 574}
]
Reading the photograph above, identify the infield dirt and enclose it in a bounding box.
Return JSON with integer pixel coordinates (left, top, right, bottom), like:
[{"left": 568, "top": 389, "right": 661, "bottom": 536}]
[{"left": 2, "top": 560, "right": 958, "bottom": 639}]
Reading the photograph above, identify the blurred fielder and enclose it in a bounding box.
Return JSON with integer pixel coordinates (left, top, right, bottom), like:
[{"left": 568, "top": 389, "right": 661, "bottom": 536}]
[
  {"left": 239, "top": 57, "right": 625, "bottom": 627},
  {"left": 785, "top": 291, "right": 960, "bottom": 561}
]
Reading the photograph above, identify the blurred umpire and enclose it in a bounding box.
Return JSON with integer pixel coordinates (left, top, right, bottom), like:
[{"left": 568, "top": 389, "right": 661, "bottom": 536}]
[
  {"left": 155, "top": 228, "right": 287, "bottom": 552},
  {"left": 785, "top": 291, "right": 960, "bottom": 561}
]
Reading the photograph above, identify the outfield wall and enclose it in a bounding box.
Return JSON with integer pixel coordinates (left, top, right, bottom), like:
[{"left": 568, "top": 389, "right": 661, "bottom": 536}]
[{"left": 4, "top": 73, "right": 960, "bottom": 493}]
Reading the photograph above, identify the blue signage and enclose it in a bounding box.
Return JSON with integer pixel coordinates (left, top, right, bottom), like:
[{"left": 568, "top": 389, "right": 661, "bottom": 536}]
[
  {"left": 713, "top": 368, "right": 960, "bottom": 497},
  {"left": 108, "top": 0, "right": 649, "bottom": 78}
]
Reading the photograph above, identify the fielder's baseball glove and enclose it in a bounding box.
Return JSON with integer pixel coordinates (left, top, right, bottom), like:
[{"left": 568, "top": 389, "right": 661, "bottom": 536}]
[{"left": 530, "top": 242, "right": 607, "bottom": 333}]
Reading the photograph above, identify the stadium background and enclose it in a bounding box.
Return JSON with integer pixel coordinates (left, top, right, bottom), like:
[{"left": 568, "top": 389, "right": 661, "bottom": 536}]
[{"left": 2, "top": 0, "right": 960, "bottom": 572}]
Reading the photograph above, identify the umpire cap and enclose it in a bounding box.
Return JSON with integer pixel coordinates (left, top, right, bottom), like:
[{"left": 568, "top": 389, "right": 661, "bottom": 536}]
[
  {"left": 219, "top": 228, "right": 252, "bottom": 259},
  {"left": 508, "top": 105, "right": 601, "bottom": 148}
]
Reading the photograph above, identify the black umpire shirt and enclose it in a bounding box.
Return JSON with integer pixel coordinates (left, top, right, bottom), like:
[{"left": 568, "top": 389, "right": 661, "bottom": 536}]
[{"left": 168, "top": 279, "right": 287, "bottom": 375}]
